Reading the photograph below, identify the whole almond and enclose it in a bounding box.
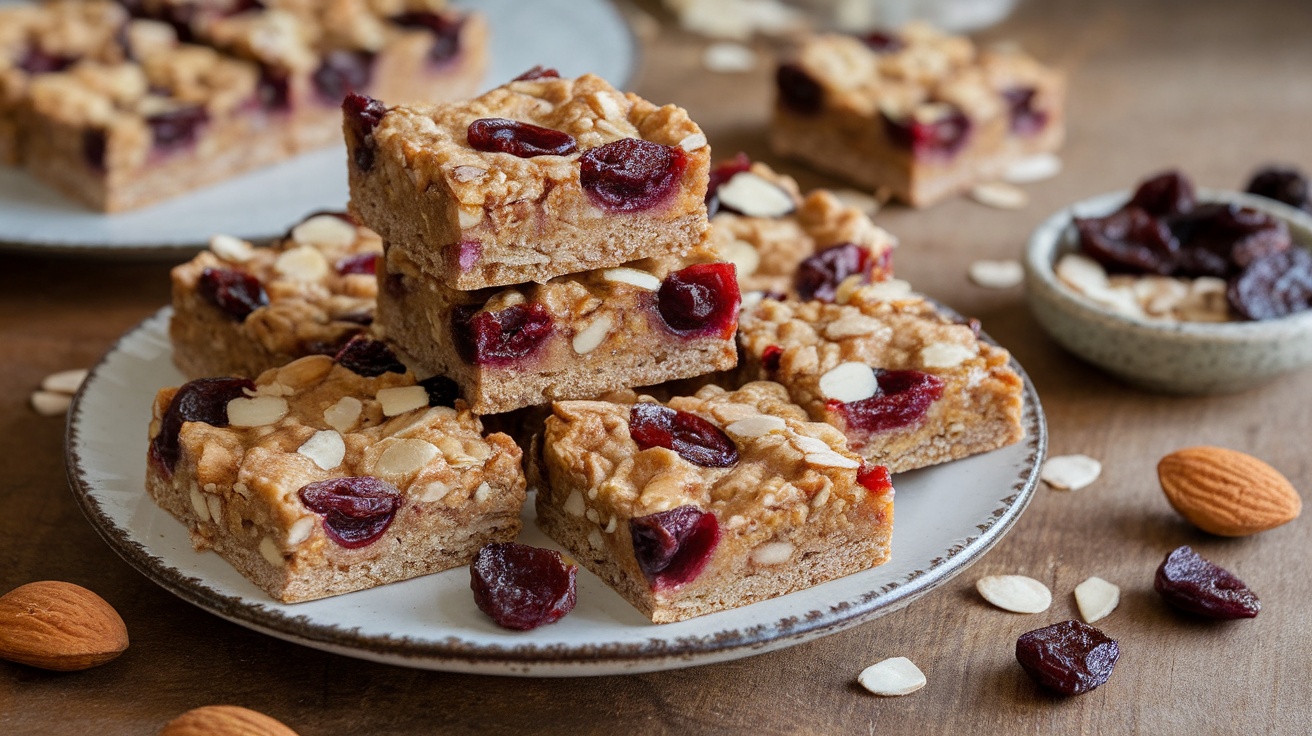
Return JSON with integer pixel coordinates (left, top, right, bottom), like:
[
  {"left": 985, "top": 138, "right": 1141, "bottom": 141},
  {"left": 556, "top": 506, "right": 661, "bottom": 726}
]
[
  {"left": 160, "top": 705, "right": 299, "bottom": 736},
  {"left": 0, "top": 581, "right": 129, "bottom": 671},
  {"left": 1158, "top": 446, "right": 1302, "bottom": 536}
]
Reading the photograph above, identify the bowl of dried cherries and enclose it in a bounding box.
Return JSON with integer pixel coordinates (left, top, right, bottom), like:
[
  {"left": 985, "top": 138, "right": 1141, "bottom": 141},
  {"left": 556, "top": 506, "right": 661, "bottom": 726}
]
[{"left": 1024, "top": 167, "right": 1312, "bottom": 393}]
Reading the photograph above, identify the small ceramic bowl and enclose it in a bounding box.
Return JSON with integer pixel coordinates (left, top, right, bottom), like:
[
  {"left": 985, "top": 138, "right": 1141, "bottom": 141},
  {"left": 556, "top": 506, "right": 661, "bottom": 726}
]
[{"left": 1024, "top": 188, "right": 1312, "bottom": 394}]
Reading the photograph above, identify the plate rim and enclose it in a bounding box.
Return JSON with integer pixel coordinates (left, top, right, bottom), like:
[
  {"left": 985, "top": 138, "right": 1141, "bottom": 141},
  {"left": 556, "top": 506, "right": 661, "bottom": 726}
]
[{"left": 65, "top": 306, "right": 1046, "bottom": 673}]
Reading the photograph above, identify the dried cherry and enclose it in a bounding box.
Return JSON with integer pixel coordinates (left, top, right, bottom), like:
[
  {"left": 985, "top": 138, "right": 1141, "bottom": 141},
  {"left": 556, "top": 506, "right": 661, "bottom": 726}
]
[
  {"left": 335, "top": 253, "right": 378, "bottom": 276},
  {"left": 470, "top": 542, "right": 577, "bottom": 630},
  {"left": 579, "top": 138, "right": 687, "bottom": 213},
  {"left": 312, "top": 50, "right": 375, "bottom": 103},
  {"left": 147, "top": 105, "right": 208, "bottom": 153},
  {"left": 655, "top": 263, "right": 741, "bottom": 339},
  {"left": 18, "top": 46, "right": 76, "bottom": 74},
  {"left": 1128, "top": 170, "right": 1195, "bottom": 218},
  {"left": 1002, "top": 87, "right": 1047, "bottom": 136},
  {"left": 149, "top": 377, "right": 254, "bottom": 475},
  {"left": 776, "top": 63, "right": 824, "bottom": 115},
  {"left": 1074, "top": 205, "right": 1178, "bottom": 275},
  {"left": 198, "top": 268, "right": 267, "bottom": 321},
  {"left": 1154, "top": 545, "right": 1261, "bottom": 619},
  {"left": 391, "top": 12, "right": 464, "bottom": 63},
  {"left": 466, "top": 118, "right": 578, "bottom": 158},
  {"left": 342, "top": 93, "right": 386, "bottom": 172},
  {"left": 795, "top": 243, "right": 872, "bottom": 302},
  {"left": 419, "top": 374, "right": 460, "bottom": 408},
  {"left": 1172, "top": 203, "right": 1290, "bottom": 278},
  {"left": 298, "top": 477, "right": 401, "bottom": 548},
  {"left": 1016, "top": 620, "right": 1120, "bottom": 696},
  {"left": 629, "top": 506, "right": 721, "bottom": 590},
  {"left": 1246, "top": 166, "right": 1311, "bottom": 211},
  {"left": 861, "top": 30, "right": 904, "bottom": 53},
  {"left": 451, "top": 302, "right": 553, "bottom": 366},
  {"left": 831, "top": 370, "right": 945, "bottom": 434},
  {"left": 511, "top": 65, "right": 560, "bottom": 81},
  {"left": 333, "top": 336, "right": 406, "bottom": 377},
  {"left": 761, "top": 344, "right": 784, "bottom": 372},
  {"left": 628, "top": 403, "right": 739, "bottom": 468},
  {"left": 856, "top": 463, "right": 893, "bottom": 493},
  {"left": 881, "top": 105, "right": 972, "bottom": 160}
]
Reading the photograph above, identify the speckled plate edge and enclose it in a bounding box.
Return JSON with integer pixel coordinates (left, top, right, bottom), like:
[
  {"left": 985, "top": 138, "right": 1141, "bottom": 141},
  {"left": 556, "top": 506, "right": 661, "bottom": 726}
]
[{"left": 65, "top": 307, "right": 1046, "bottom": 677}]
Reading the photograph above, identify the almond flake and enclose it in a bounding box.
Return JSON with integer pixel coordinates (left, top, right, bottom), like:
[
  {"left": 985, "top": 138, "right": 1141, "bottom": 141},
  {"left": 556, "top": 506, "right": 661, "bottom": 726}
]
[
  {"left": 1002, "top": 153, "right": 1062, "bottom": 184},
  {"left": 376, "top": 385, "right": 429, "bottom": 417},
  {"left": 750, "top": 541, "right": 795, "bottom": 566},
  {"left": 451, "top": 165, "right": 487, "bottom": 182},
  {"left": 717, "top": 171, "right": 796, "bottom": 218},
  {"left": 189, "top": 487, "right": 209, "bottom": 522},
  {"left": 976, "top": 574, "right": 1052, "bottom": 613},
  {"left": 818, "top": 361, "right": 878, "bottom": 403},
  {"left": 273, "top": 245, "right": 330, "bottom": 282},
  {"left": 722, "top": 240, "right": 760, "bottom": 278},
  {"left": 564, "top": 490, "right": 587, "bottom": 517},
  {"left": 297, "top": 430, "right": 345, "bottom": 470},
  {"left": 1041, "top": 454, "right": 1102, "bottom": 490},
  {"left": 702, "top": 41, "right": 757, "bottom": 72},
  {"left": 824, "top": 314, "right": 885, "bottom": 340},
  {"left": 376, "top": 439, "right": 440, "bottom": 478},
  {"left": 830, "top": 188, "right": 882, "bottom": 217},
  {"left": 602, "top": 267, "right": 661, "bottom": 291},
  {"left": 968, "top": 259, "right": 1024, "bottom": 289},
  {"left": 572, "top": 314, "right": 613, "bottom": 355},
  {"left": 858, "top": 657, "right": 926, "bottom": 697},
  {"left": 419, "top": 481, "right": 450, "bottom": 502},
  {"left": 226, "top": 396, "right": 288, "bottom": 427},
  {"left": 287, "top": 516, "right": 315, "bottom": 545},
  {"left": 806, "top": 452, "right": 861, "bottom": 469},
  {"left": 291, "top": 214, "right": 356, "bottom": 249},
  {"left": 920, "top": 342, "right": 975, "bottom": 369},
  {"left": 1055, "top": 253, "right": 1109, "bottom": 294},
  {"left": 678, "top": 132, "right": 708, "bottom": 151},
  {"left": 793, "top": 435, "right": 832, "bottom": 454},
  {"left": 1074, "top": 576, "right": 1120, "bottom": 623},
  {"left": 474, "top": 481, "right": 492, "bottom": 504},
  {"left": 970, "top": 182, "right": 1029, "bottom": 210},
  {"left": 41, "top": 368, "right": 89, "bottom": 395},
  {"left": 209, "top": 234, "right": 254, "bottom": 262},
  {"left": 458, "top": 207, "right": 484, "bottom": 229},
  {"left": 205, "top": 495, "right": 223, "bottom": 524},
  {"left": 862, "top": 278, "right": 913, "bottom": 301},
  {"left": 726, "top": 414, "right": 786, "bottom": 438},
  {"left": 323, "top": 396, "right": 363, "bottom": 433},
  {"left": 259, "top": 536, "right": 284, "bottom": 567},
  {"left": 30, "top": 390, "right": 72, "bottom": 416}
]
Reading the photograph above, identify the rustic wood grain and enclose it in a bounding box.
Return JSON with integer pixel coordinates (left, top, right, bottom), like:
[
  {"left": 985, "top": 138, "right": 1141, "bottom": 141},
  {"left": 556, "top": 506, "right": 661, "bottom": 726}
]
[{"left": 2, "top": 0, "right": 1311, "bottom": 732}]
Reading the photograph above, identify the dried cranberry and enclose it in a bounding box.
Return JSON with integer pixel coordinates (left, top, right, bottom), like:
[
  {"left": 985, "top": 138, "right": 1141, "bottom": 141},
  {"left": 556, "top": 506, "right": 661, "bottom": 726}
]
[
  {"left": 83, "top": 129, "right": 108, "bottom": 171},
  {"left": 335, "top": 253, "right": 378, "bottom": 275},
  {"left": 1246, "top": 166, "right": 1311, "bottom": 211},
  {"left": 1155, "top": 545, "right": 1261, "bottom": 619},
  {"left": 466, "top": 118, "right": 578, "bottom": 158},
  {"left": 451, "top": 302, "right": 553, "bottom": 366},
  {"left": 1075, "top": 205, "right": 1178, "bottom": 275},
  {"left": 832, "top": 369, "right": 945, "bottom": 434},
  {"left": 312, "top": 50, "right": 375, "bottom": 104},
  {"left": 776, "top": 63, "right": 824, "bottom": 115},
  {"left": 18, "top": 46, "right": 76, "bottom": 74},
  {"left": 761, "top": 344, "right": 783, "bottom": 372},
  {"left": 419, "top": 374, "right": 460, "bottom": 408},
  {"left": 391, "top": 12, "right": 464, "bottom": 63},
  {"left": 795, "top": 243, "right": 872, "bottom": 302},
  {"left": 881, "top": 106, "right": 972, "bottom": 160},
  {"left": 257, "top": 65, "right": 291, "bottom": 112},
  {"left": 511, "top": 65, "right": 559, "bottom": 81},
  {"left": 1001, "top": 87, "right": 1047, "bottom": 137},
  {"left": 856, "top": 463, "right": 892, "bottom": 493},
  {"left": 1228, "top": 247, "right": 1312, "bottom": 320},
  {"left": 334, "top": 336, "right": 406, "bottom": 377},
  {"left": 470, "top": 542, "right": 577, "bottom": 630},
  {"left": 1172, "top": 203, "right": 1290, "bottom": 278},
  {"left": 579, "top": 138, "right": 687, "bottom": 213},
  {"left": 198, "top": 268, "right": 267, "bottom": 320},
  {"left": 298, "top": 477, "right": 401, "bottom": 549},
  {"left": 1128, "top": 170, "right": 1196, "bottom": 218},
  {"left": 1016, "top": 620, "right": 1119, "bottom": 696},
  {"left": 342, "top": 93, "right": 386, "bottom": 172},
  {"left": 628, "top": 402, "right": 739, "bottom": 468},
  {"left": 656, "top": 263, "right": 740, "bottom": 339},
  {"left": 149, "top": 377, "right": 254, "bottom": 475},
  {"left": 861, "top": 30, "right": 904, "bottom": 53},
  {"left": 629, "top": 506, "right": 720, "bottom": 591},
  {"left": 705, "top": 152, "right": 753, "bottom": 217},
  {"left": 147, "top": 105, "right": 208, "bottom": 152},
  {"left": 455, "top": 240, "right": 482, "bottom": 269}
]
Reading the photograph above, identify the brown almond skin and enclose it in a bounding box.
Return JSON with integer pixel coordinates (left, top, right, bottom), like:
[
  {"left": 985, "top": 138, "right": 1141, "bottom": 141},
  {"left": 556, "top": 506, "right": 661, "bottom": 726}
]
[
  {"left": 160, "top": 705, "right": 300, "bottom": 736},
  {"left": 1158, "top": 446, "right": 1302, "bottom": 536},
  {"left": 0, "top": 581, "right": 129, "bottom": 671}
]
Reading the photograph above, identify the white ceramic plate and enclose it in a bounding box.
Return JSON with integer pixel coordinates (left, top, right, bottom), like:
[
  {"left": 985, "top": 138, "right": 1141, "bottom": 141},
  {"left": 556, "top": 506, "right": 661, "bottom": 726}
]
[
  {"left": 66, "top": 309, "right": 1046, "bottom": 676},
  {"left": 0, "top": 0, "right": 636, "bottom": 256}
]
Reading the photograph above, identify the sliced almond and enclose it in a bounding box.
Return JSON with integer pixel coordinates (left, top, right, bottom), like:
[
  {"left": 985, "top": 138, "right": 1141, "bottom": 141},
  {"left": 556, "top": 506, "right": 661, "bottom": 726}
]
[
  {"left": 1074, "top": 576, "right": 1120, "bottom": 623},
  {"left": 31, "top": 390, "right": 72, "bottom": 416},
  {"left": 418, "top": 481, "right": 450, "bottom": 502},
  {"left": 451, "top": 165, "right": 487, "bottom": 182},
  {"left": 970, "top": 182, "right": 1029, "bottom": 210},
  {"left": 41, "top": 368, "right": 89, "bottom": 395},
  {"left": 968, "top": 259, "right": 1024, "bottom": 289},
  {"left": 209, "top": 234, "right": 254, "bottom": 263},
  {"left": 750, "top": 541, "right": 795, "bottom": 566},
  {"left": 273, "top": 245, "right": 330, "bottom": 282},
  {"left": 818, "top": 361, "right": 879, "bottom": 403},
  {"left": 291, "top": 214, "right": 356, "bottom": 249},
  {"left": 805, "top": 451, "right": 861, "bottom": 469},
  {"left": 830, "top": 188, "right": 882, "bottom": 217},
  {"left": 858, "top": 657, "right": 926, "bottom": 697},
  {"left": 1002, "top": 153, "right": 1062, "bottom": 184},
  {"left": 287, "top": 516, "right": 315, "bottom": 545},
  {"left": 792, "top": 435, "right": 833, "bottom": 454},
  {"left": 861, "top": 278, "right": 913, "bottom": 301},
  {"left": 376, "top": 438, "right": 440, "bottom": 478},
  {"left": 376, "top": 385, "right": 429, "bottom": 417},
  {"left": 602, "top": 267, "right": 662, "bottom": 291},
  {"left": 920, "top": 342, "right": 975, "bottom": 369},
  {"left": 824, "top": 314, "right": 886, "bottom": 340},
  {"left": 1055, "top": 253, "right": 1109, "bottom": 294},
  {"left": 258, "top": 536, "right": 284, "bottom": 567},
  {"left": 717, "top": 171, "right": 796, "bottom": 218},
  {"left": 678, "top": 132, "right": 708, "bottom": 152},
  {"left": 323, "top": 396, "right": 363, "bottom": 433},
  {"left": 226, "top": 396, "right": 288, "bottom": 427},
  {"left": 564, "top": 490, "right": 587, "bottom": 517},
  {"left": 297, "top": 430, "right": 345, "bottom": 470},
  {"left": 722, "top": 240, "right": 761, "bottom": 278},
  {"left": 1041, "top": 454, "right": 1102, "bottom": 491},
  {"left": 702, "top": 41, "right": 757, "bottom": 72},
  {"left": 572, "top": 314, "right": 613, "bottom": 355},
  {"left": 976, "top": 574, "right": 1052, "bottom": 613},
  {"left": 726, "top": 414, "right": 786, "bottom": 438}
]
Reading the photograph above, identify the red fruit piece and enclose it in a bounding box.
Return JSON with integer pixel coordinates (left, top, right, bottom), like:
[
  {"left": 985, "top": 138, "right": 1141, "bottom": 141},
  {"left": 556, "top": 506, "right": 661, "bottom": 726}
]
[
  {"left": 149, "top": 377, "right": 254, "bottom": 476},
  {"left": 147, "top": 104, "right": 208, "bottom": 153},
  {"left": 18, "top": 46, "right": 76, "bottom": 74},
  {"left": 298, "top": 477, "right": 401, "bottom": 549},
  {"left": 451, "top": 302, "right": 553, "bottom": 366},
  {"left": 856, "top": 463, "right": 892, "bottom": 493},
  {"left": 1246, "top": 166, "right": 1311, "bottom": 211},
  {"left": 198, "top": 267, "right": 267, "bottom": 320},
  {"left": 1074, "top": 206, "right": 1178, "bottom": 275},
  {"left": 312, "top": 50, "right": 374, "bottom": 103},
  {"left": 1002, "top": 86, "right": 1047, "bottom": 137},
  {"left": 580, "top": 138, "right": 687, "bottom": 213},
  {"left": 776, "top": 62, "right": 824, "bottom": 115},
  {"left": 656, "top": 263, "right": 741, "bottom": 339},
  {"left": 795, "top": 242, "right": 872, "bottom": 302},
  {"left": 629, "top": 505, "right": 721, "bottom": 591},
  {"left": 470, "top": 542, "right": 577, "bottom": 630},
  {"left": 1128, "top": 170, "right": 1196, "bottom": 218},
  {"left": 1172, "top": 203, "right": 1290, "bottom": 278},
  {"left": 419, "top": 374, "right": 460, "bottom": 408},
  {"left": 861, "top": 30, "right": 903, "bottom": 53},
  {"left": 705, "top": 152, "right": 753, "bottom": 216},
  {"left": 1016, "top": 620, "right": 1120, "bottom": 696},
  {"left": 390, "top": 12, "right": 464, "bottom": 63},
  {"left": 761, "top": 344, "right": 783, "bottom": 372},
  {"left": 335, "top": 253, "right": 378, "bottom": 275},
  {"left": 511, "top": 65, "right": 559, "bottom": 81},
  {"left": 628, "top": 402, "right": 739, "bottom": 468},
  {"left": 1228, "top": 247, "right": 1312, "bottom": 321},
  {"left": 334, "top": 336, "right": 406, "bottom": 377},
  {"left": 342, "top": 92, "right": 386, "bottom": 171},
  {"left": 831, "top": 369, "right": 945, "bottom": 434},
  {"left": 466, "top": 118, "right": 578, "bottom": 158},
  {"left": 1154, "top": 545, "right": 1261, "bottom": 619},
  {"left": 881, "top": 105, "right": 972, "bottom": 160}
]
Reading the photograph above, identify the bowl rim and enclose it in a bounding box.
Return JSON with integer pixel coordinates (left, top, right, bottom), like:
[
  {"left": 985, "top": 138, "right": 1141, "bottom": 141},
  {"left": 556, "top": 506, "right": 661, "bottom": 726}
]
[{"left": 1025, "top": 186, "right": 1312, "bottom": 341}]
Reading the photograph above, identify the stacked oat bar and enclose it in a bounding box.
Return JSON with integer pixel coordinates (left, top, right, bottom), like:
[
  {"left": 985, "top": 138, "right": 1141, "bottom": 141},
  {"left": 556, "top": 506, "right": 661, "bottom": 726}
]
[{"left": 343, "top": 71, "right": 742, "bottom": 414}]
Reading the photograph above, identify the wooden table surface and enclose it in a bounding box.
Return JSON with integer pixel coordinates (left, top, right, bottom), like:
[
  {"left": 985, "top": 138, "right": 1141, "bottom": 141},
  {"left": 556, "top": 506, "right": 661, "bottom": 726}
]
[{"left": 3, "top": 0, "right": 1311, "bottom": 733}]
